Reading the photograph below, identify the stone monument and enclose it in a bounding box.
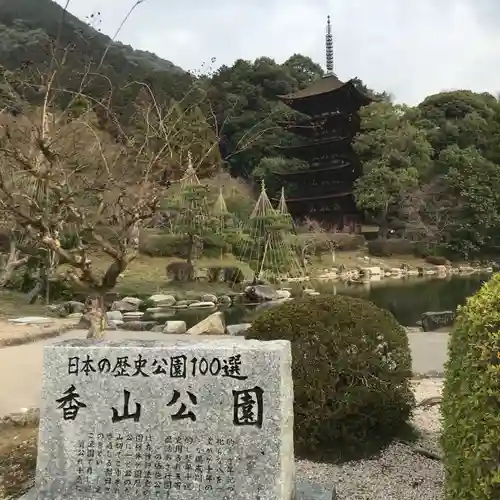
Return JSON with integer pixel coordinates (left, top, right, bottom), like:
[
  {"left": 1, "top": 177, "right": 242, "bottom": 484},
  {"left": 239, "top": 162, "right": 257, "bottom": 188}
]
[{"left": 22, "top": 336, "right": 335, "bottom": 500}]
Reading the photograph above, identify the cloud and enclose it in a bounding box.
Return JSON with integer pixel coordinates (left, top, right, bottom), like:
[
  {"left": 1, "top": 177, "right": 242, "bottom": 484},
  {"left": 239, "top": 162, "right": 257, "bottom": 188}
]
[{"left": 55, "top": 0, "right": 500, "bottom": 104}]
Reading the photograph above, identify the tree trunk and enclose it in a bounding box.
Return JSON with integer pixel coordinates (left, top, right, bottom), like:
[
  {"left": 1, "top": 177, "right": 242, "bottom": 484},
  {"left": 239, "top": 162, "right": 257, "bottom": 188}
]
[
  {"left": 377, "top": 210, "right": 390, "bottom": 239},
  {"left": 0, "top": 241, "right": 30, "bottom": 288},
  {"left": 86, "top": 295, "right": 107, "bottom": 340},
  {"left": 187, "top": 233, "right": 194, "bottom": 265},
  {"left": 27, "top": 280, "right": 44, "bottom": 304},
  {"left": 378, "top": 224, "right": 389, "bottom": 239}
]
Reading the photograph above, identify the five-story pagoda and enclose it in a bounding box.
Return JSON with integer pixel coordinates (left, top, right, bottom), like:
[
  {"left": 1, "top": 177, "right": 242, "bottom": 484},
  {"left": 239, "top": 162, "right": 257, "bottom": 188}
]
[{"left": 274, "top": 16, "right": 372, "bottom": 231}]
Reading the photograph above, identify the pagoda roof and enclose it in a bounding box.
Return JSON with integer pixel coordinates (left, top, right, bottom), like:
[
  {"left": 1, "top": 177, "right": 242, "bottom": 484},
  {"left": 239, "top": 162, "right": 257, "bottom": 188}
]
[
  {"left": 278, "top": 74, "right": 346, "bottom": 100},
  {"left": 278, "top": 76, "right": 372, "bottom": 114}
]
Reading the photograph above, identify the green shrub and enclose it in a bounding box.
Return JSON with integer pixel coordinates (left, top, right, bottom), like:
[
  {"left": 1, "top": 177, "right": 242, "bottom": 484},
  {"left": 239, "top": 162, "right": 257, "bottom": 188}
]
[
  {"left": 442, "top": 273, "right": 500, "bottom": 500},
  {"left": 246, "top": 294, "right": 414, "bottom": 459},
  {"left": 140, "top": 232, "right": 189, "bottom": 257},
  {"left": 367, "top": 238, "right": 414, "bottom": 257},
  {"left": 140, "top": 230, "right": 231, "bottom": 258},
  {"left": 202, "top": 233, "right": 231, "bottom": 257},
  {"left": 424, "top": 255, "right": 450, "bottom": 266},
  {"left": 412, "top": 241, "right": 432, "bottom": 258},
  {"left": 333, "top": 233, "right": 366, "bottom": 251}
]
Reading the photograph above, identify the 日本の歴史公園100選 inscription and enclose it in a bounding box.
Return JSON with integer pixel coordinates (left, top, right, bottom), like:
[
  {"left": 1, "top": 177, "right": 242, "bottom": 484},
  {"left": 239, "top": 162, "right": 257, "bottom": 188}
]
[{"left": 66, "top": 352, "right": 248, "bottom": 379}]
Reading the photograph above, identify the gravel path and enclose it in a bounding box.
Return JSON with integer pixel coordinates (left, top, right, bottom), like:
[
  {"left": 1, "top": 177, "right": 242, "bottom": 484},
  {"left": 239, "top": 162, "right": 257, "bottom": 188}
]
[{"left": 297, "top": 379, "right": 444, "bottom": 500}]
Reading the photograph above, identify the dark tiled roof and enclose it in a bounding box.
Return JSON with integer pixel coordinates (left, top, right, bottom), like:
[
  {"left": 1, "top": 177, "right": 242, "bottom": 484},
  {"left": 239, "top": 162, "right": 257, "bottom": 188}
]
[{"left": 278, "top": 75, "right": 346, "bottom": 100}]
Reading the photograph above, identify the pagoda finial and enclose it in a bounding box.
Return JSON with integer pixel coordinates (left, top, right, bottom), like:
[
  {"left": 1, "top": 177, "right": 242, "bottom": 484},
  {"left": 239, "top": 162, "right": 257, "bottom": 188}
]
[
  {"left": 325, "top": 15, "right": 334, "bottom": 76},
  {"left": 261, "top": 179, "right": 266, "bottom": 192}
]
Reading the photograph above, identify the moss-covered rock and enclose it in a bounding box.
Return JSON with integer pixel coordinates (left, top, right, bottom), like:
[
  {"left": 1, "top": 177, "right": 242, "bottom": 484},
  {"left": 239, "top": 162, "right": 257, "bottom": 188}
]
[
  {"left": 246, "top": 294, "right": 414, "bottom": 459},
  {"left": 442, "top": 274, "right": 500, "bottom": 500}
]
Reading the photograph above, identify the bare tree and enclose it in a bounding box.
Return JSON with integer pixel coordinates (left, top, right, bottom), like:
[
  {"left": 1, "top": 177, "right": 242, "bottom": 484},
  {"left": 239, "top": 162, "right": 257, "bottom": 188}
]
[
  {"left": 0, "top": 0, "right": 287, "bottom": 337},
  {"left": 402, "top": 179, "right": 454, "bottom": 247},
  {"left": 0, "top": 225, "right": 31, "bottom": 288},
  {"left": 0, "top": 59, "right": 178, "bottom": 338},
  {"left": 299, "top": 218, "right": 338, "bottom": 268}
]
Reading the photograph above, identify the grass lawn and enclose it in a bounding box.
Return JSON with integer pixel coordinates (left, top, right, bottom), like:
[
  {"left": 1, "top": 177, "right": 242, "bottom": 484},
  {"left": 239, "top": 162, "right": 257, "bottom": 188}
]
[
  {"left": 87, "top": 253, "right": 254, "bottom": 296},
  {"left": 0, "top": 291, "right": 49, "bottom": 319}
]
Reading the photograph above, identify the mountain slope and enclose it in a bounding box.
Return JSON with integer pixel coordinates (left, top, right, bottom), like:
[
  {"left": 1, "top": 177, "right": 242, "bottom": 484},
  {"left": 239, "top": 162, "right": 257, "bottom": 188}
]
[
  {"left": 0, "top": 0, "right": 184, "bottom": 74},
  {"left": 0, "top": 0, "right": 196, "bottom": 133}
]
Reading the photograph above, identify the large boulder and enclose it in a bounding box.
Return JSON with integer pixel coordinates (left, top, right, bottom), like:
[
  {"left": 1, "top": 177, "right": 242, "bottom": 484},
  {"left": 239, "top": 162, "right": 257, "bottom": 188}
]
[
  {"left": 106, "top": 310, "right": 123, "bottom": 322},
  {"left": 64, "top": 301, "right": 86, "bottom": 314},
  {"left": 226, "top": 323, "right": 252, "bottom": 336},
  {"left": 187, "top": 312, "right": 225, "bottom": 335},
  {"left": 111, "top": 300, "right": 139, "bottom": 312},
  {"left": 121, "top": 321, "right": 158, "bottom": 331},
  {"left": 244, "top": 284, "right": 281, "bottom": 302},
  {"left": 48, "top": 301, "right": 86, "bottom": 317},
  {"left": 421, "top": 311, "right": 455, "bottom": 331},
  {"left": 149, "top": 294, "right": 176, "bottom": 307},
  {"left": 163, "top": 321, "right": 187, "bottom": 334},
  {"left": 201, "top": 293, "right": 218, "bottom": 303},
  {"left": 121, "top": 297, "right": 142, "bottom": 307}
]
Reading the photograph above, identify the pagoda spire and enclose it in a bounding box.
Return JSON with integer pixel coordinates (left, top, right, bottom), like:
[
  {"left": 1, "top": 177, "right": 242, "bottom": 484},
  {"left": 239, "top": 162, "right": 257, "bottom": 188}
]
[{"left": 325, "top": 15, "right": 334, "bottom": 76}]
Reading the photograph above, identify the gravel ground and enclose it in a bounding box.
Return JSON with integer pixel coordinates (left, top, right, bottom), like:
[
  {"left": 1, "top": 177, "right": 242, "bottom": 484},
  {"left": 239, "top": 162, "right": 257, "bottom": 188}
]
[{"left": 297, "top": 378, "right": 444, "bottom": 500}]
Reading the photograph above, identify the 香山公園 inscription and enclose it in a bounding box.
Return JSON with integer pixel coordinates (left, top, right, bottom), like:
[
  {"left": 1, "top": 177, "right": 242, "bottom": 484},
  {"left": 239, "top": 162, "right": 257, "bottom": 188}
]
[
  {"left": 57, "top": 386, "right": 265, "bottom": 428},
  {"left": 67, "top": 354, "right": 247, "bottom": 380},
  {"left": 74, "top": 432, "right": 240, "bottom": 496}
]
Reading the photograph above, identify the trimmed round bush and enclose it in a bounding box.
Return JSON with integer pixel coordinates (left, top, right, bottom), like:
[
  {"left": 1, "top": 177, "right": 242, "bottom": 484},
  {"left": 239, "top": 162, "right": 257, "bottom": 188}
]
[
  {"left": 246, "top": 294, "right": 414, "bottom": 459},
  {"left": 442, "top": 274, "right": 500, "bottom": 500}
]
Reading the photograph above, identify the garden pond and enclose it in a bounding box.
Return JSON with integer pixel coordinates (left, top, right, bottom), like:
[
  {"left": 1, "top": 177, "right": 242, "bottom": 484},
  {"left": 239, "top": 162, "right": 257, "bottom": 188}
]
[{"left": 164, "top": 274, "right": 492, "bottom": 329}]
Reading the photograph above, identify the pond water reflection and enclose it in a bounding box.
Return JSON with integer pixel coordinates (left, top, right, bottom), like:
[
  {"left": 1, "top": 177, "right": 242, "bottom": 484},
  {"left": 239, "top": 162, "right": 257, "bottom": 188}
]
[
  {"left": 310, "top": 274, "right": 491, "bottom": 326},
  {"left": 169, "top": 274, "right": 491, "bottom": 329}
]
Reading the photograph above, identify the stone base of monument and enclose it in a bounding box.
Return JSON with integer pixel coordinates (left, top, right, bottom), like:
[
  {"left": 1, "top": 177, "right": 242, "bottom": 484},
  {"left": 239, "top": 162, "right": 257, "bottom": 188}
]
[
  {"left": 296, "top": 481, "right": 336, "bottom": 500},
  {"left": 21, "top": 481, "right": 336, "bottom": 500}
]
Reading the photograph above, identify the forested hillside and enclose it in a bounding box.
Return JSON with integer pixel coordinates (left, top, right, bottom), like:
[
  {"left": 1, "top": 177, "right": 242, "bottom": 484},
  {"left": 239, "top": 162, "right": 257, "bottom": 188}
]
[
  {"left": 0, "top": 0, "right": 183, "bottom": 73},
  {"left": 0, "top": 0, "right": 193, "bottom": 128}
]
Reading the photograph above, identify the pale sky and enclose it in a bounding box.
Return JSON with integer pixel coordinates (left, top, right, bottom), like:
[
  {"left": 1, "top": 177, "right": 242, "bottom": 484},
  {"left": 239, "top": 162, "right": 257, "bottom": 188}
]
[{"left": 54, "top": 0, "right": 500, "bottom": 105}]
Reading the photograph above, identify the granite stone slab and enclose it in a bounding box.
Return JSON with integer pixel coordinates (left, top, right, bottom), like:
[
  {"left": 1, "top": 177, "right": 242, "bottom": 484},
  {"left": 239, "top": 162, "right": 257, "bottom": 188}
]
[
  {"left": 29, "top": 338, "right": 294, "bottom": 500},
  {"left": 21, "top": 481, "right": 335, "bottom": 500}
]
